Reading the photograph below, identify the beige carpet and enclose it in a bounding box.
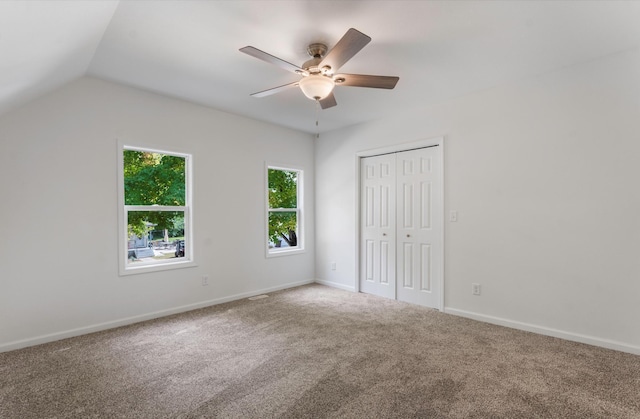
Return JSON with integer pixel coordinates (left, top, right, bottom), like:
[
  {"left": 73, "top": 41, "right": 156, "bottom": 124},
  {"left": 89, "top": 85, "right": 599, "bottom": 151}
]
[{"left": 1, "top": 284, "right": 639, "bottom": 418}]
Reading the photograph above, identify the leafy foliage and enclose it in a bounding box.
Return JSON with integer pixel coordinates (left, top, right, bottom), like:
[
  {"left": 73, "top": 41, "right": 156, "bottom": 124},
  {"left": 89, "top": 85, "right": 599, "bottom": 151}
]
[
  {"left": 124, "top": 150, "right": 185, "bottom": 238},
  {"left": 268, "top": 169, "right": 298, "bottom": 247},
  {"left": 269, "top": 212, "right": 297, "bottom": 247},
  {"left": 130, "top": 211, "right": 184, "bottom": 241}
]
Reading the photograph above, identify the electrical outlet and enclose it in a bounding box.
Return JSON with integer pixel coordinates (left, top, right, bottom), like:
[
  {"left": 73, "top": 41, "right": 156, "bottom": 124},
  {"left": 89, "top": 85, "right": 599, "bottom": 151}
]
[
  {"left": 202, "top": 276, "right": 209, "bottom": 286},
  {"left": 472, "top": 283, "right": 481, "bottom": 295},
  {"left": 331, "top": 262, "right": 337, "bottom": 271}
]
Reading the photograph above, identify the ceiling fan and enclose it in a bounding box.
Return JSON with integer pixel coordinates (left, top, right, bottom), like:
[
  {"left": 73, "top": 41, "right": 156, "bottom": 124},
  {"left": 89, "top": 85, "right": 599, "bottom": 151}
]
[{"left": 239, "top": 28, "right": 399, "bottom": 109}]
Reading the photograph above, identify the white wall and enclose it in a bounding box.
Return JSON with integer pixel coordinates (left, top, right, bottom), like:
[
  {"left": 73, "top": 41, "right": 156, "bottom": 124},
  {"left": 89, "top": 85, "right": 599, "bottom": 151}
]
[
  {"left": 315, "top": 48, "right": 640, "bottom": 354},
  {"left": 0, "top": 77, "right": 315, "bottom": 351}
]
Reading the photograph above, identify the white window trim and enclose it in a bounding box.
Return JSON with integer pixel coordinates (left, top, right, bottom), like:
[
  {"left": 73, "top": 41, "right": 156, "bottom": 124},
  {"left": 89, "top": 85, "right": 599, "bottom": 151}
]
[
  {"left": 265, "top": 163, "right": 305, "bottom": 258},
  {"left": 117, "top": 140, "right": 196, "bottom": 275}
]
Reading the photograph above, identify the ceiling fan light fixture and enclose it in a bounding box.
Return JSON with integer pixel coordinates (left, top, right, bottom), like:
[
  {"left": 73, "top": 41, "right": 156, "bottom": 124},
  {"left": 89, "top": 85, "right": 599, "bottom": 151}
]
[
  {"left": 299, "top": 74, "right": 335, "bottom": 100},
  {"left": 240, "top": 28, "right": 398, "bottom": 111}
]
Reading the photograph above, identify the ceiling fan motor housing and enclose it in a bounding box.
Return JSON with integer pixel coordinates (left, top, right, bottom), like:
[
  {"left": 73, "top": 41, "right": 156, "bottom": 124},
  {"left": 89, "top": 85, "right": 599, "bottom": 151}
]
[
  {"left": 307, "top": 43, "right": 328, "bottom": 59},
  {"left": 303, "top": 43, "right": 330, "bottom": 75}
]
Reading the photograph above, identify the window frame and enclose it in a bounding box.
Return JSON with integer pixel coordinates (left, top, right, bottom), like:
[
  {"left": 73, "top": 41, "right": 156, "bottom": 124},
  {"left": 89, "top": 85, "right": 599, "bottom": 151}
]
[
  {"left": 117, "top": 140, "right": 196, "bottom": 275},
  {"left": 265, "top": 163, "right": 304, "bottom": 258}
]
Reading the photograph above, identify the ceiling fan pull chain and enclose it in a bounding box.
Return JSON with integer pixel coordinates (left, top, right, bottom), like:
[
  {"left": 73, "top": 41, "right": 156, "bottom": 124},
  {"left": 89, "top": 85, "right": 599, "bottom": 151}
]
[{"left": 315, "top": 99, "right": 320, "bottom": 139}]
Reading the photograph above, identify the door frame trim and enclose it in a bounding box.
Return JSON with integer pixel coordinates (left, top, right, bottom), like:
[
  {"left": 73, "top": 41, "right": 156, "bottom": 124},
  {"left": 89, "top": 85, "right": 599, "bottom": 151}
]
[{"left": 354, "top": 136, "right": 445, "bottom": 311}]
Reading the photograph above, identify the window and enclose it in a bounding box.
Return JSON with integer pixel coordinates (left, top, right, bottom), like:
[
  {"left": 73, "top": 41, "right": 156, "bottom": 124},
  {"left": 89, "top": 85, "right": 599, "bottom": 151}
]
[
  {"left": 118, "top": 142, "right": 194, "bottom": 275},
  {"left": 267, "top": 166, "right": 303, "bottom": 256}
]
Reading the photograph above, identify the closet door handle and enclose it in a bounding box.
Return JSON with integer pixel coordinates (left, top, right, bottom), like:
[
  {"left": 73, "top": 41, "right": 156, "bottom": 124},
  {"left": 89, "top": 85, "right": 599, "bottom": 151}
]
[
  {"left": 382, "top": 233, "right": 387, "bottom": 236},
  {"left": 406, "top": 234, "right": 411, "bottom": 238}
]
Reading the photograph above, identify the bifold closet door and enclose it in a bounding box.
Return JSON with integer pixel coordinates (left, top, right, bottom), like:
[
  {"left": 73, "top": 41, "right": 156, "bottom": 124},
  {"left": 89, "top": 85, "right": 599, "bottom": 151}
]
[
  {"left": 360, "top": 146, "right": 442, "bottom": 309},
  {"left": 359, "top": 153, "right": 396, "bottom": 300},
  {"left": 395, "top": 147, "right": 442, "bottom": 308}
]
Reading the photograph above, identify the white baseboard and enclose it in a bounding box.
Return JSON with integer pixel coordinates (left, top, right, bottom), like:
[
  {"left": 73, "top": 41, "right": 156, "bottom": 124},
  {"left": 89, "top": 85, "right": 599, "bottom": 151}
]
[
  {"left": 0, "top": 279, "right": 315, "bottom": 353},
  {"left": 314, "top": 279, "right": 356, "bottom": 292},
  {"left": 444, "top": 307, "right": 640, "bottom": 356}
]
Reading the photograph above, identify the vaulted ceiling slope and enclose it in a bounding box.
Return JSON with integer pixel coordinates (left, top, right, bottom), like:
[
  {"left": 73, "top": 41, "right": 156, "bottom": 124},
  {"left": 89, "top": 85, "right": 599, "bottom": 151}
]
[{"left": 2, "top": 1, "right": 640, "bottom": 134}]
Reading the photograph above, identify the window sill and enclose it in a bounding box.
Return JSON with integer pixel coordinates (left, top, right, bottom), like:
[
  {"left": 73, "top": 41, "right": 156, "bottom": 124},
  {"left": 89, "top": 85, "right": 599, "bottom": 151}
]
[
  {"left": 119, "top": 259, "right": 197, "bottom": 276},
  {"left": 266, "top": 247, "right": 305, "bottom": 258}
]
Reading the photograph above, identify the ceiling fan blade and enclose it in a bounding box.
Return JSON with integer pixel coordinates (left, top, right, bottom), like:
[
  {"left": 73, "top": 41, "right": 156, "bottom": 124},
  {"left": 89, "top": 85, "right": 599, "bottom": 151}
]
[
  {"left": 319, "top": 28, "right": 371, "bottom": 72},
  {"left": 240, "top": 46, "right": 306, "bottom": 74},
  {"left": 335, "top": 74, "right": 399, "bottom": 89},
  {"left": 319, "top": 92, "right": 337, "bottom": 109},
  {"left": 250, "top": 81, "right": 299, "bottom": 98}
]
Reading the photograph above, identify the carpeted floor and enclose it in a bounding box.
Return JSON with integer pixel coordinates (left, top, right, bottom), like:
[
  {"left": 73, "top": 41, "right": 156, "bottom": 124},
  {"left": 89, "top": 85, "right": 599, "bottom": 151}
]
[{"left": 1, "top": 284, "right": 639, "bottom": 418}]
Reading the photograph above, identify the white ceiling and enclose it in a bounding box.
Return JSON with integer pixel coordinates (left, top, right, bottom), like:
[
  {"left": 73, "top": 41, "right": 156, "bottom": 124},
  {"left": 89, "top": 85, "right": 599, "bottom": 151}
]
[{"left": 2, "top": 0, "right": 640, "bottom": 134}]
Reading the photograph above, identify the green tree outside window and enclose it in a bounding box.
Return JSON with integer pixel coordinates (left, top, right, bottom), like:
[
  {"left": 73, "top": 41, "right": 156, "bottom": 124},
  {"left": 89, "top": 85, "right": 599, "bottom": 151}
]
[
  {"left": 124, "top": 150, "right": 185, "bottom": 238},
  {"left": 268, "top": 168, "right": 299, "bottom": 248}
]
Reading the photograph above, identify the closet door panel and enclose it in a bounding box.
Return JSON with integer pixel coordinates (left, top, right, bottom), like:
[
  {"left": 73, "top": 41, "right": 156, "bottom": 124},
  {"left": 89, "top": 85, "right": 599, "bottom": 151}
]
[
  {"left": 396, "top": 147, "right": 441, "bottom": 308},
  {"left": 359, "top": 154, "right": 396, "bottom": 300}
]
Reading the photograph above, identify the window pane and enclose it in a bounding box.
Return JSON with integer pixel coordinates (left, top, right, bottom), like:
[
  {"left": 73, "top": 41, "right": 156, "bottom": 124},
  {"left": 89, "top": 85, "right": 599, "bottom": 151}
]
[
  {"left": 126, "top": 210, "right": 185, "bottom": 265},
  {"left": 124, "top": 150, "right": 186, "bottom": 206},
  {"left": 268, "top": 211, "right": 298, "bottom": 249},
  {"left": 268, "top": 169, "right": 297, "bottom": 209}
]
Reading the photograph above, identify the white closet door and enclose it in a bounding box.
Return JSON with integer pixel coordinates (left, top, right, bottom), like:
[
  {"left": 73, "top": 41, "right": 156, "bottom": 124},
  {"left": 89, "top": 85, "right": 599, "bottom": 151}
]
[
  {"left": 396, "top": 147, "right": 442, "bottom": 308},
  {"left": 359, "top": 153, "right": 396, "bottom": 300}
]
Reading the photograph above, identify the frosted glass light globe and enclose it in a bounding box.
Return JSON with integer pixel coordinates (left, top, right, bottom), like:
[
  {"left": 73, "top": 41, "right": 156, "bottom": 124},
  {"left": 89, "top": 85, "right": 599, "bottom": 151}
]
[{"left": 299, "top": 74, "right": 335, "bottom": 100}]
